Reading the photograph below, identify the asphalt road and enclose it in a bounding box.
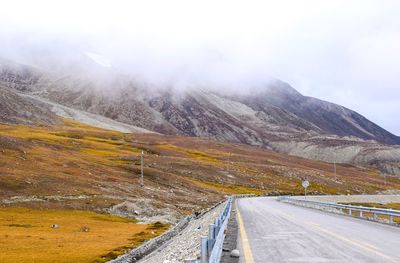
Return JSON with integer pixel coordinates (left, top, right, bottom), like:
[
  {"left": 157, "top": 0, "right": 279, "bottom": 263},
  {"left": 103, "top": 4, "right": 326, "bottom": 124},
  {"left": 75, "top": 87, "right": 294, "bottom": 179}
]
[{"left": 237, "top": 197, "right": 400, "bottom": 263}]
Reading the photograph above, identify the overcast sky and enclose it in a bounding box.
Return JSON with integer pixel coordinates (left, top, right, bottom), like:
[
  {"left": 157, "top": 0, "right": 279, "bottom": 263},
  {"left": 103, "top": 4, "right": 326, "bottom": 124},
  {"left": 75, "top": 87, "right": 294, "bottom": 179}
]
[{"left": 1, "top": 0, "right": 399, "bottom": 135}]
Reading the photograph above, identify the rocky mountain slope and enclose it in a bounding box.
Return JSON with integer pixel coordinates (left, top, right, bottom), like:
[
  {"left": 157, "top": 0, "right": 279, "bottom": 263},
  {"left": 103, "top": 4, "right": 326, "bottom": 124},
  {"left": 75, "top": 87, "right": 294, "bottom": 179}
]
[
  {"left": 0, "top": 85, "right": 60, "bottom": 125},
  {"left": 2, "top": 119, "right": 399, "bottom": 214},
  {"left": 1, "top": 58, "right": 399, "bottom": 174},
  {"left": 232, "top": 82, "right": 400, "bottom": 145}
]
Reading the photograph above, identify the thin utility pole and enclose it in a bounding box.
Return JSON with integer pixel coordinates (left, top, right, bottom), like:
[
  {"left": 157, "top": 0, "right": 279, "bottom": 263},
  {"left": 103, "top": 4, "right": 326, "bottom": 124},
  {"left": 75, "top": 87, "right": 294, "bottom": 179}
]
[
  {"left": 227, "top": 152, "right": 230, "bottom": 175},
  {"left": 140, "top": 151, "right": 144, "bottom": 187},
  {"left": 334, "top": 161, "right": 337, "bottom": 180},
  {"left": 383, "top": 172, "right": 387, "bottom": 186}
]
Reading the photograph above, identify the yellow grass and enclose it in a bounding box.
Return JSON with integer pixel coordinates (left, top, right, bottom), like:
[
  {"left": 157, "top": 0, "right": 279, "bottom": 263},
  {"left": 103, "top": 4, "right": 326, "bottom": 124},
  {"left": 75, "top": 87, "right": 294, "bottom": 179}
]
[
  {"left": 185, "top": 149, "right": 219, "bottom": 163},
  {"left": 4, "top": 118, "right": 400, "bottom": 262},
  {"left": 189, "top": 178, "right": 264, "bottom": 195},
  {"left": 157, "top": 144, "right": 221, "bottom": 164},
  {"left": 0, "top": 207, "right": 165, "bottom": 263}
]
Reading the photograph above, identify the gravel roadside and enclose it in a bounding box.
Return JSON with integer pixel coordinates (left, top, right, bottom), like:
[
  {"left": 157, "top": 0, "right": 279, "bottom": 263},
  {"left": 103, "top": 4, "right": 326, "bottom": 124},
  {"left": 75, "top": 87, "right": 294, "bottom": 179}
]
[
  {"left": 220, "top": 201, "right": 239, "bottom": 263},
  {"left": 140, "top": 201, "right": 226, "bottom": 263}
]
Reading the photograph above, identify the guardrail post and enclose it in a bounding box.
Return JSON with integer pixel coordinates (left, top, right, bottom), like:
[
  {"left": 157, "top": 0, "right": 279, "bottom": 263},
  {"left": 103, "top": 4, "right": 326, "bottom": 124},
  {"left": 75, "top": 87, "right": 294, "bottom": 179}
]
[
  {"left": 280, "top": 197, "right": 400, "bottom": 227},
  {"left": 201, "top": 236, "right": 208, "bottom": 263},
  {"left": 389, "top": 209, "right": 394, "bottom": 224},
  {"left": 208, "top": 224, "right": 215, "bottom": 253},
  {"left": 215, "top": 218, "right": 220, "bottom": 236}
]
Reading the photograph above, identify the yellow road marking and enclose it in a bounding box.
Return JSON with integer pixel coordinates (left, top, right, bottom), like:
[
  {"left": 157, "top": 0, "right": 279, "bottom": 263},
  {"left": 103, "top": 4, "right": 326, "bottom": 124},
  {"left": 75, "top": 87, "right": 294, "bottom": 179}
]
[
  {"left": 277, "top": 211, "right": 400, "bottom": 263},
  {"left": 310, "top": 225, "right": 399, "bottom": 263},
  {"left": 236, "top": 201, "right": 255, "bottom": 263}
]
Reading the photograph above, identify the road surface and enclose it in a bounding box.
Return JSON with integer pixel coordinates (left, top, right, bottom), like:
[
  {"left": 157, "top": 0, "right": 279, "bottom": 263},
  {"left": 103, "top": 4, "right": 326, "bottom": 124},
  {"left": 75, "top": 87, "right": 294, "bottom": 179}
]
[{"left": 237, "top": 197, "right": 400, "bottom": 263}]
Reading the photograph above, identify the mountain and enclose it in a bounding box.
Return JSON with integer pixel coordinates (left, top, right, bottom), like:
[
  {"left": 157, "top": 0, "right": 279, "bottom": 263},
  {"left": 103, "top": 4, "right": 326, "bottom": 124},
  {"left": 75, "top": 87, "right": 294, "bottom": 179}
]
[
  {"left": 234, "top": 82, "right": 400, "bottom": 145},
  {"left": 1, "top": 58, "right": 400, "bottom": 174},
  {"left": 0, "top": 85, "right": 60, "bottom": 125}
]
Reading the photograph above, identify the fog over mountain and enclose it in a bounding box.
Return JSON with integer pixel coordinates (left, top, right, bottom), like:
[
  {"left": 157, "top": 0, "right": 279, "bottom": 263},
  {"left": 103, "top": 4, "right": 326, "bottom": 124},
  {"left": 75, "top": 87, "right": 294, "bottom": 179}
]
[
  {"left": 2, "top": 56, "right": 400, "bottom": 175},
  {"left": 1, "top": 0, "right": 400, "bottom": 175},
  {"left": 1, "top": 0, "right": 400, "bottom": 135}
]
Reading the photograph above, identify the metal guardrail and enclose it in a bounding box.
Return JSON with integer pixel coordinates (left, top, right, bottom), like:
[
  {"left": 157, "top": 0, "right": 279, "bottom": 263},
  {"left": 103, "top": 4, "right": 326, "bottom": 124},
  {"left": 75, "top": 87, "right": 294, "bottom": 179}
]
[
  {"left": 184, "top": 194, "right": 255, "bottom": 263},
  {"left": 208, "top": 197, "right": 232, "bottom": 263},
  {"left": 278, "top": 196, "right": 400, "bottom": 225},
  {"left": 194, "top": 197, "right": 233, "bottom": 263}
]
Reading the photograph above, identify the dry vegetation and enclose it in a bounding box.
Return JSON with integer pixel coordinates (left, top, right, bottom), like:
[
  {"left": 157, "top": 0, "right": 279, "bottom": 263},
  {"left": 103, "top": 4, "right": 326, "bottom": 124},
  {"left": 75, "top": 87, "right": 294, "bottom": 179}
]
[
  {"left": 1, "top": 118, "right": 400, "bottom": 208},
  {"left": 0, "top": 207, "right": 168, "bottom": 263},
  {"left": 1, "top": 118, "right": 400, "bottom": 262}
]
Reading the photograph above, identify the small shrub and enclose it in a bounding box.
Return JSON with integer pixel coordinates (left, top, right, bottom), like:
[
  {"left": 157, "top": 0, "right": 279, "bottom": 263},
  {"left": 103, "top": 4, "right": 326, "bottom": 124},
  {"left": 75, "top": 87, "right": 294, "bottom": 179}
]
[
  {"left": 80, "top": 226, "right": 90, "bottom": 232},
  {"left": 148, "top": 221, "right": 166, "bottom": 229}
]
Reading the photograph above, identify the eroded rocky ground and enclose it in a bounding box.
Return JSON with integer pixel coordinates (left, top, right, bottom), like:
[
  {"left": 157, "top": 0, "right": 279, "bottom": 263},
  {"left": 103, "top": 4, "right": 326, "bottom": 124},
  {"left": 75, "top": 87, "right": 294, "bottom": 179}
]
[
  {"left": 1, "top": 119, "right": 400, "bottom": 225},
  {"left": 141, "top": 202, "right": 225, "bottom": 263}
]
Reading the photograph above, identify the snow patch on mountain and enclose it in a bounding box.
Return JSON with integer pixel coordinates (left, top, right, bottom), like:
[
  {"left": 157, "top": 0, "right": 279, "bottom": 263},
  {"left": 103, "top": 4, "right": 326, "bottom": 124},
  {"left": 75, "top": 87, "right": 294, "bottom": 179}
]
[{"left": 84, "top": 52, "right": 112, "bottom": 68}]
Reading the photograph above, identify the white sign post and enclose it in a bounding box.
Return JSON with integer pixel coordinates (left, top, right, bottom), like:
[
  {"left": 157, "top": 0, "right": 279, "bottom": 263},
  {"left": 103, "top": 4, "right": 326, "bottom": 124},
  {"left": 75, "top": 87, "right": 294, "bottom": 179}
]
[{"left": 302, "top": 180, "right": 309, "bottom": 199}]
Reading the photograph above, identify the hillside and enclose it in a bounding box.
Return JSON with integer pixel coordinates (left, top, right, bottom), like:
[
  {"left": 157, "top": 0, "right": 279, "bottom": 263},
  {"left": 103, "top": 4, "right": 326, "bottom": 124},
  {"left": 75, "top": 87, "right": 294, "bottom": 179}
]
[
  {"left": 2, "top": 119, "right": 400, "bottom": 221},
  {"left": 1, "top": 59, "right": 400, "bottom": 174},
  {"left": 1, "top": 115, "right": 399, "bottom": 262},
  {"left": 233, "top": 82, "right": 400, "bottom": 145},
  {"left": 0, "top": 86, "right": 60, "bottom": 125}
]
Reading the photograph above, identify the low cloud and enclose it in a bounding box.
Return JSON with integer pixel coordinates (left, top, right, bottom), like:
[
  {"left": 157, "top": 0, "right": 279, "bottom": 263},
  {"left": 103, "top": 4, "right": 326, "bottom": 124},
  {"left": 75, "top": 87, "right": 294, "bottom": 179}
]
[{"left": 0, "top": 0, "right": 399, "bottom": 134}]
